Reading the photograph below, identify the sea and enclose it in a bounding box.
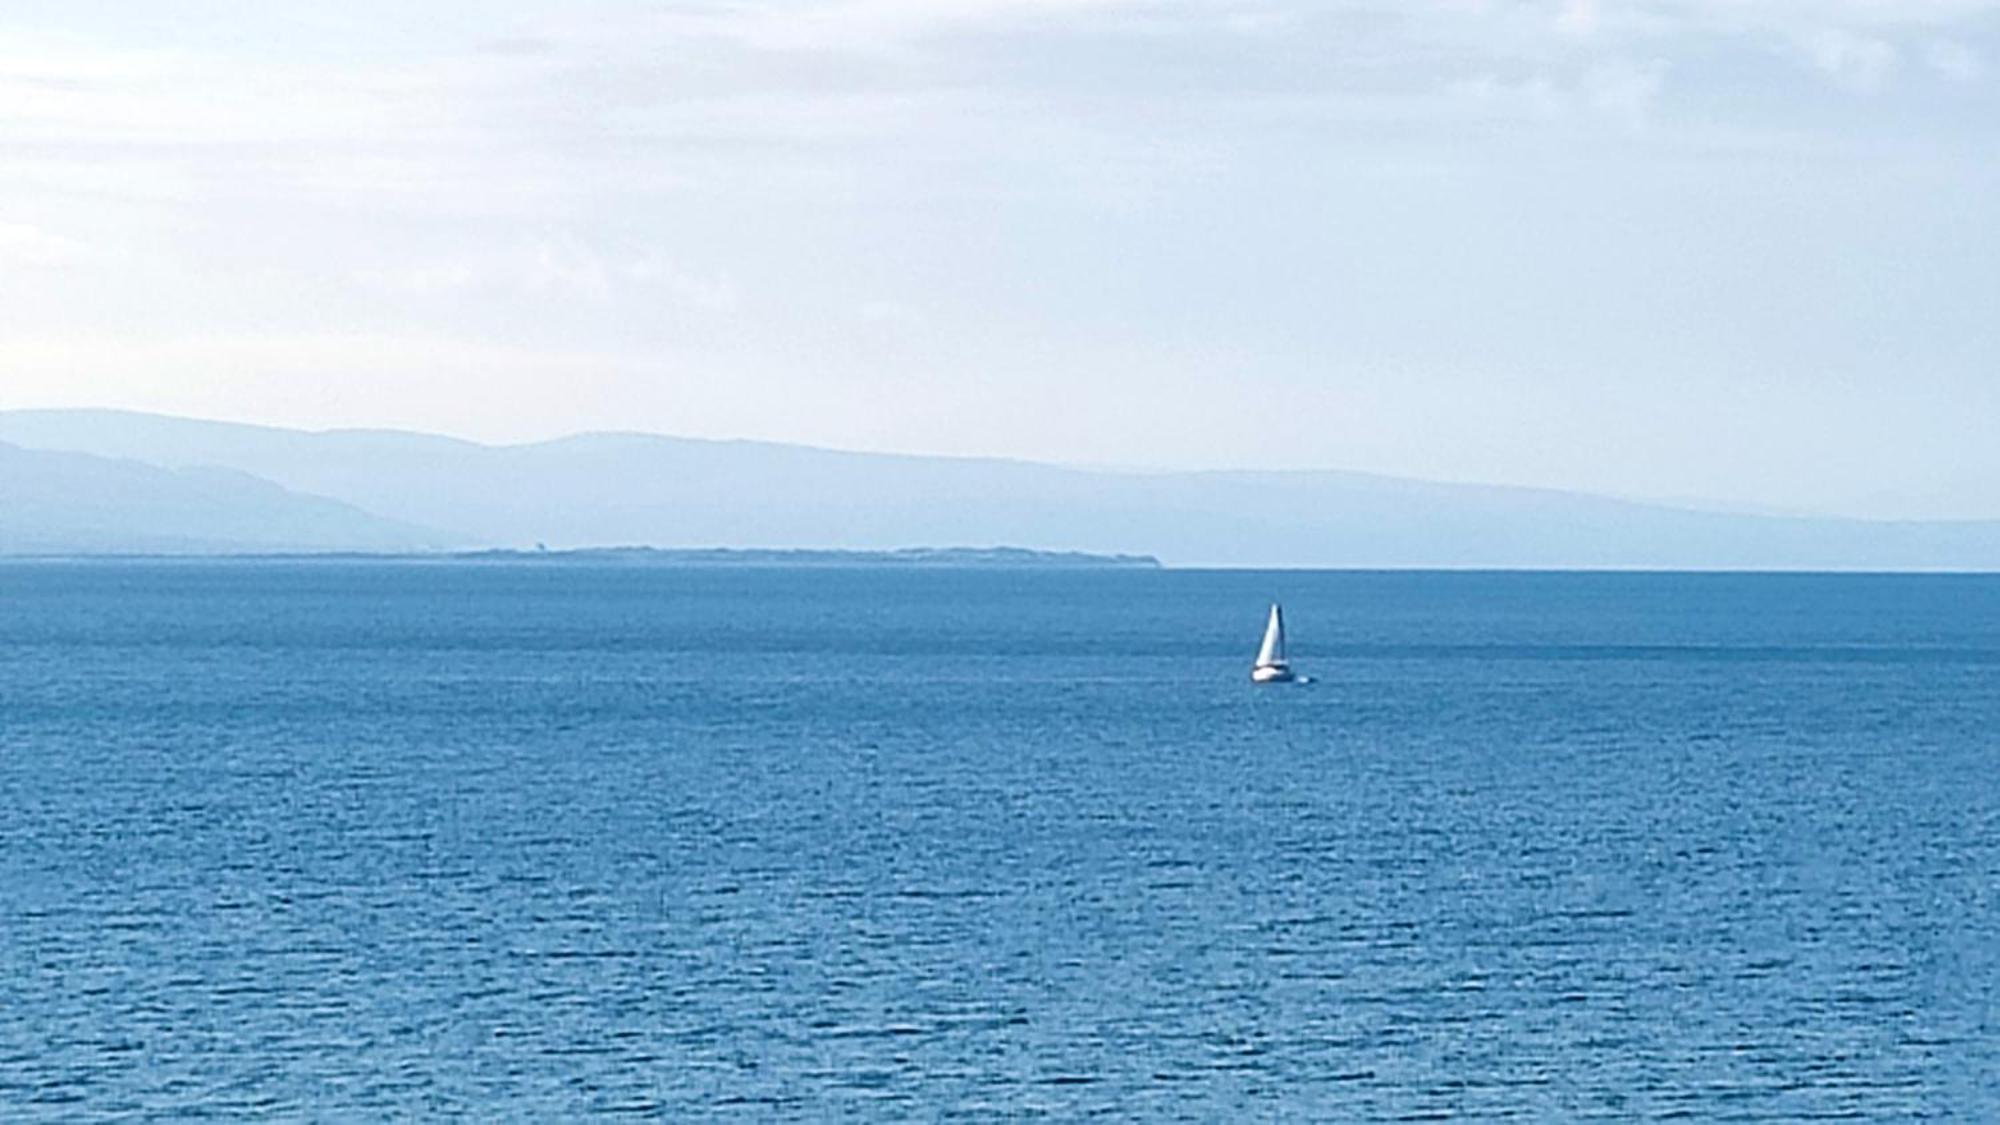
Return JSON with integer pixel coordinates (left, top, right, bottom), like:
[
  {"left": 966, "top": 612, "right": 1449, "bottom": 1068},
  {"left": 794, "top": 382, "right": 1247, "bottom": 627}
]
[{"left": 1, "top": 562, "right": 1996, "bottom": 1119}]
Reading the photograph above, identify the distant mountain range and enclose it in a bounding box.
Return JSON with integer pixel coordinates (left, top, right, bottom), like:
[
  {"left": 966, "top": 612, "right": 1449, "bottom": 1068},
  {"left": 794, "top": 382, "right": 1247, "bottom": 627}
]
[
  {"left": 0, "top": 439, "right": 436, "bottom": 555},
  {"left": 3, "top": 408, "right": 1999, "bottom": 568}
]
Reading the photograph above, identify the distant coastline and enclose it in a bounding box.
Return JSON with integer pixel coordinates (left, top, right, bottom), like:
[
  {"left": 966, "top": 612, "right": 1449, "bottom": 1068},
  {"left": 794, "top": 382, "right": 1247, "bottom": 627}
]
[
  {"left": 449, "top": 546, "right": 1163, "bottom": 568},
  {"left": 9, "top": 409, "right": 2000, "bottom": 570},
  {"left": 3, "top": 546, "right": 1164, "bottom": 569}
]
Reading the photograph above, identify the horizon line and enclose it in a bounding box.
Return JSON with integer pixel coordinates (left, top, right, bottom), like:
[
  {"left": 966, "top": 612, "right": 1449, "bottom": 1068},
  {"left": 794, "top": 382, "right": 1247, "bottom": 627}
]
[{"left": 4, "top": 549, "right": 2000, "bottom": 576}]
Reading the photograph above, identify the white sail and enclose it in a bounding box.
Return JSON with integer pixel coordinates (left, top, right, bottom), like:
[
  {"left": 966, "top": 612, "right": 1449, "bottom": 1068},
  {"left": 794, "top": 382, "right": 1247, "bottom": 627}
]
[{"left": 1254, "top": 603, "right": 1287, "bottom": 668}]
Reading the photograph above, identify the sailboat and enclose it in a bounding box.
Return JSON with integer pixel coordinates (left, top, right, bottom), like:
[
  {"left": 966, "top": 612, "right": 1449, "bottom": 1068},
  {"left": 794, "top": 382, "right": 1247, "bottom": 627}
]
[{"left": 1250, "top": 603, "right": 1299, "bottom": 683}]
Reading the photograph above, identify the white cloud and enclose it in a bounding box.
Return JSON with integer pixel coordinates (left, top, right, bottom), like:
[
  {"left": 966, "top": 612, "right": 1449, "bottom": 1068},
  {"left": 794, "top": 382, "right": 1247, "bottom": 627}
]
[
  {"left": 1447, "top": 57, "right": 1666, "bottom": 125},
  {"left": 1804, "top": 28, "right": 1901, "bottom": 91},
  {"left": 1925, "top": 38, "right": 1984, "bottom": 81},
  {"left": 0, "top": 332, "right": 670, "bottom": 441},
  {"left": 624, "top": 0, "right": 1176, "bottom": 55},
  {"left": 4, "top": 0, "right": 1993, "bottom": 185},
  {"left": 0, "top": 222, "right": 91, "bottom": 269},
  {"left": 0, "top": 32, "right": 458, "bottom": 147},
  {"left": 622, "top": 256, "right": 743, "bottom": 312},
  {"left": 1584, "top": 57, "right": 1667, "bottom": 123},
  {"left": 1556, "top": 0, "right": 1602, "bottom": 38},
  {"left": 361, "top": 240, "right": 739, "bottom": 310},
  {"left": 858, "top": 299, "right": 925, "bottom": 329}
]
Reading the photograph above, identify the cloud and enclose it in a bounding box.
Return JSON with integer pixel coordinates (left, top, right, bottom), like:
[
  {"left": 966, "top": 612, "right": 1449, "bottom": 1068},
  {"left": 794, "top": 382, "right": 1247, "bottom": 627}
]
[
  {"left": 5, "top": 1, "right": 1995, "bottom": 184},
  {"left": 1583, "top": 57, "right": 1667, "bottom": 124},
  {"left": 0, "top": 331, "right": 668, "bottom": 440},
  {"left": 0, "top": 32, "right": 454, "bottom": 147},
  {"left": 1556, "top": 0, "right": 1602, "bottom": 38},
  {"left": 360, "top": 239, "right": 739, "bottom": 310},
  {"left": 1925, "top": 39, "right": 1984, "bottom": 81},
  {"left": 0, "top": 222, "right": 91, "bottom": 269},
  {"left": 626, "top": 0, "right": 1166, "bottom": 55},
  {"left": 622, "top": 256, "right": 742, "bottom": 312},
  {"left": 857, "top": 299, "right": 925, "bottom": 329},
  {"left": 1446, "top": 57, "right": 1666, "bottom": 126},
  {"left": 1803, "top": 28, "right": 1901, "bottom": 91}
]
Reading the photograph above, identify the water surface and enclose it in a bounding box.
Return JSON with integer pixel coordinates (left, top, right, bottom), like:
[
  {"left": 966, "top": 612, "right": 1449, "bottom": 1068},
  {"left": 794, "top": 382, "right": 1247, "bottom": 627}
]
[{"left": 2, "top": 564, "right": 1996, "bottom": 1118}]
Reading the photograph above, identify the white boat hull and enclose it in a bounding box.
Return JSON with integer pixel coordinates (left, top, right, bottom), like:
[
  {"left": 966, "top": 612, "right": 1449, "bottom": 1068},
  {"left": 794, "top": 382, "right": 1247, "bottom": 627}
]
[{"left": 1251, "top": 664, "right": 1296, "bottom": 684}]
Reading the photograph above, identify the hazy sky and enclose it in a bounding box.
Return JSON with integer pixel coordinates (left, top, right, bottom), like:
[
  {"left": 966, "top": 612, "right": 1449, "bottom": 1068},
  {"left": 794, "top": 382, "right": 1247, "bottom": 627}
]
[{"left": 3, "top": 1, "right": 1997, "bottom": 517}]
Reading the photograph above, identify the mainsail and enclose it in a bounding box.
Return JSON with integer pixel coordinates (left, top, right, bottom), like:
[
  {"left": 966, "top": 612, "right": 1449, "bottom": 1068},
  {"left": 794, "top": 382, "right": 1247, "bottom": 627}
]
[{"left": 1255, "top": 603, "right": 1287, "bottom": 669}]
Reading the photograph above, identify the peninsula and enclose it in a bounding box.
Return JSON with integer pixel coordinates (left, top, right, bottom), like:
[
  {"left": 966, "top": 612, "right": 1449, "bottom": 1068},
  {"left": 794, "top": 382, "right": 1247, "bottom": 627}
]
[{"left": 446, "top": 546, "right": 1163, "bottom": 568}]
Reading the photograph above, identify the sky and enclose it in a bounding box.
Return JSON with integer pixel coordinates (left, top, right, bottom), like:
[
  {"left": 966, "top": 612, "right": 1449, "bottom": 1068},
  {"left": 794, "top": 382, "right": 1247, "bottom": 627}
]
[{"left": 2, "top": 0, "right": 1997, "bottom": 519}]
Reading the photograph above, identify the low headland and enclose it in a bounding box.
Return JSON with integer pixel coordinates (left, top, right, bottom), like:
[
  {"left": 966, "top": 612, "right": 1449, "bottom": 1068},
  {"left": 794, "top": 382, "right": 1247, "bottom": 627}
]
[{"left": 447, "top": 546, "right": 1163, "bottom": 568}]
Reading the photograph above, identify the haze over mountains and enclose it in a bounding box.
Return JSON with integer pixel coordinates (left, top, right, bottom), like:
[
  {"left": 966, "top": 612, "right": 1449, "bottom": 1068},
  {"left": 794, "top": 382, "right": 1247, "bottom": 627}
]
[
  {"left": 0, "top": 439, "right": 435, "bottom": 555},
  {"left": 3, "top": 409, "right": 1999, "bottom": 569}
]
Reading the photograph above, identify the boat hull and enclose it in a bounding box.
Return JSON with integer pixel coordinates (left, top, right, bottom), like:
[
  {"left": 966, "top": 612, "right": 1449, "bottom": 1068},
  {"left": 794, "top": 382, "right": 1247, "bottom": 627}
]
[{"left": 1250, "top": 664, "right": 1296, "bottom": 684}]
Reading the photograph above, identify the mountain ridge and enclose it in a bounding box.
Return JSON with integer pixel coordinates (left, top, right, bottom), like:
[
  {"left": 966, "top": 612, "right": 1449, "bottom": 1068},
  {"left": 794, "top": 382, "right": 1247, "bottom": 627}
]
[
  {"left": 0, "top": 438, "right": 452, "bottom": 555},
  {"left": 2, "top": 408, "right": 1998, "bottom": 569},
  {"left": 0, "top": 408, "right": 1902, "bottom": 523}
]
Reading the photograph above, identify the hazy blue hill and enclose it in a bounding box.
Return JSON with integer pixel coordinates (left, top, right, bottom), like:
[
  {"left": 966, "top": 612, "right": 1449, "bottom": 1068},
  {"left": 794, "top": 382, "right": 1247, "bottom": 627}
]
[
  {"left": 4, "top": 409, "right": 2000, "bottom": 568},
  {"left": 0, "top": 440, "right": 450, "bottom": 555}
]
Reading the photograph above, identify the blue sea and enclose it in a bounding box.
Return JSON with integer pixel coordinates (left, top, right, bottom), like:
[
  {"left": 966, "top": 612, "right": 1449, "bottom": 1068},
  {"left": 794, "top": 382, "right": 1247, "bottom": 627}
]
[{"left": 2, "top": 562, "right": 1997, "bottom": 1119}]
